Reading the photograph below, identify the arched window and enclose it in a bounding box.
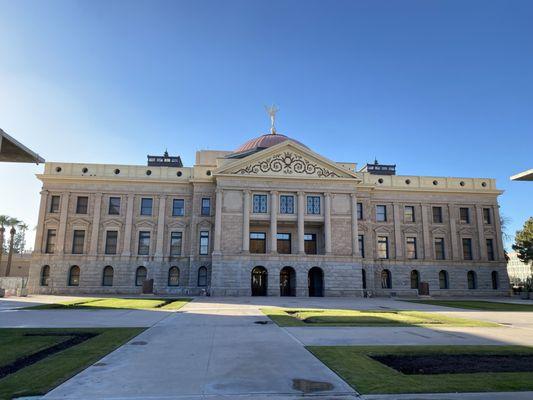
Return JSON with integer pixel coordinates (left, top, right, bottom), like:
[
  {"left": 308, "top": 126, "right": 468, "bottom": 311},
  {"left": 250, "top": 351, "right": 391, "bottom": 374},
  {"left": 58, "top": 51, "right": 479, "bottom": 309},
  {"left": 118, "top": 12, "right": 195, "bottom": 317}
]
[
  {"left": 168, "top": 266, "right": 180, "bottom": 286},
  {"left": 410, "top": 270, "right": 420, "bottom": 289},
  {"left": 198, "top": 266, "right": 207, "bottom": 287},
  {"left": 491, "top": 271, "right": 499, "bottom": 290},
  {"left": 362, "top": 269, "right": 367, "bottom": 289},
  {"left": 439, "top": 270, "right": 449, "bottom": 289},
  {"left": 68, "top": 265, "right": 80, "bottom": 286},
  {"left": 381, "top": 269, "right": 391, "bottom": 289},
  {"left": 102, "top": 266, "right": 114, "bottom": 286},
  {"left": 41, "top": 265, "right": 50, "bottom": 286},
  {"left": 467, "top": 270, "right": 477, "bottom": 290},
  {"left": 135, "top": 266, "right": 147, "bottom": 286}
]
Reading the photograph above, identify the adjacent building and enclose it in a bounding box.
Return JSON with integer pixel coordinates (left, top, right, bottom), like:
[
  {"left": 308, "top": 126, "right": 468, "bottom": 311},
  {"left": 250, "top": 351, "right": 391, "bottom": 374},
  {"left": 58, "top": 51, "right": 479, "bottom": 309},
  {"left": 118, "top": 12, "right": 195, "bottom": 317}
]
[{"left": 507, "top": 251, "right": 532, "bottom": 285}]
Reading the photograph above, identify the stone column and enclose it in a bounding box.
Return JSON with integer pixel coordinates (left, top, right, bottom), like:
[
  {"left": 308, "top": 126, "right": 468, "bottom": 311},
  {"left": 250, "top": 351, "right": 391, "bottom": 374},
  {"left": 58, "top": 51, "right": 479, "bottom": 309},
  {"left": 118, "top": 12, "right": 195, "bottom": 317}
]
[
  {"left": 213, "top": 189, "right": 223, "bottom": 254},
  {"left": 475, "top": 205, "right": 487, "bottom": 260},
  {"left": 34, "top": 189, "right": 48, "bottom": 253},
  {"left": 421, "top": 204, "right": 431, "bottom": 259},
  {"left": 270, "top": 191, "right": 278, "bottom": 254},
  {"left": 154, "top": 195, "right": 166, "bottom": 258},
  {"left": 297, "top": 191, "right": 305, "bottom": 254},
  {"left": 350, "top": 194, "right": 359, "bottom": 257},
  {"left": 324, "top": 193, "right": 332, "bottom": 255},
  {"left": 393, "top": 203, "right": 402, "bottom": 260},
  {"left": 89, "top": 193, "right": 102, "bottom": 256},
  {"left": 122, "top": 194, "right": 135, "bottom": 256},
  {"left": 56, "top": 192, "right": 70, "bottom": 254},
  {"left": 242, "top": 190, "right": 250, "bottom": 253},
  {"left": 448, "top": 205, "right": 459, "bottom": 260},
  {"left": 493, "top": 204, "right": 505, "bottom": 261}
]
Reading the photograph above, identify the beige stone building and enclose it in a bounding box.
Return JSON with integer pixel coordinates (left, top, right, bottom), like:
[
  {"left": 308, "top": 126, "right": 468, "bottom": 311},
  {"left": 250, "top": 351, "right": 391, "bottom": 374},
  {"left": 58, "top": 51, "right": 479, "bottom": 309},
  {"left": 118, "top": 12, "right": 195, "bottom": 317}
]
[
  {"left": 507, "top": 251, "right": 532, "bottom": 284},
  {"left": 28, "top": 129, "right": 509, "bottom": 297}
]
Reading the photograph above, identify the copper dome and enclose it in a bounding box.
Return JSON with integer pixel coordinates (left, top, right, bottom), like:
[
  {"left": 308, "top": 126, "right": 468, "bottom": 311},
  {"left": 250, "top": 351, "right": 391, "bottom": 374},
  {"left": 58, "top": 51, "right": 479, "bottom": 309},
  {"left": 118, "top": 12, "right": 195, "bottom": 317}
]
[{"left": 234, "top": 133, "right": 307, "bottom": 153}]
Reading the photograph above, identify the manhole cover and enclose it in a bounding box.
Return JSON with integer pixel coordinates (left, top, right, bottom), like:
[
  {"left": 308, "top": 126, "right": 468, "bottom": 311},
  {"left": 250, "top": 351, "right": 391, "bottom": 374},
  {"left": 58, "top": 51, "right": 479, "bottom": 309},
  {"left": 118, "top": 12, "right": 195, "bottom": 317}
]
[
  {"left": 292, "top": 378, "right": 333, "bottom": 393},
  {"left": 130, "top": 341, "right": 148, "bottom": 345}
]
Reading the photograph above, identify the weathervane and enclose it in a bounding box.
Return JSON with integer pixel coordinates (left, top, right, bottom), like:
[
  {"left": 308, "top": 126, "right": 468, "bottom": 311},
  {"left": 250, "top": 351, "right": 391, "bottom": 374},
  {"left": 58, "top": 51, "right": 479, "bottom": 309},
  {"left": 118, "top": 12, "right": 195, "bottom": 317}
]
[{"left": 265, "top": 104, "right": 279, "bottom": 134}]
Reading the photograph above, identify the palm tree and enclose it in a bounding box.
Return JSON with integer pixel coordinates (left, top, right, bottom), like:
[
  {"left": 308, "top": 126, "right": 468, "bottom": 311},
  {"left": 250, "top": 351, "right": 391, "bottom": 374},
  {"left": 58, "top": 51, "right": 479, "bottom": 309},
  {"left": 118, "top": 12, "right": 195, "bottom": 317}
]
[
  {"left": 0, "top": 215, "right": 10, "bottom": 275},
  {"left": 5, "top": 218, "right": 21, "bottom": 277}
]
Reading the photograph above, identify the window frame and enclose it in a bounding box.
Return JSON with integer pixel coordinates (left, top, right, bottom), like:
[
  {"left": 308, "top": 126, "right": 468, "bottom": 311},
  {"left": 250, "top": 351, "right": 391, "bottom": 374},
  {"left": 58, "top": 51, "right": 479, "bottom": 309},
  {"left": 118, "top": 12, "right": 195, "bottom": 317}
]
[
  {"left": 276, "top": 232, "right": 291, "bottom": 254},
  {"left": 71, "top": 230, "right": 85, "bottom": 254},
  {"left": 434, "top": 237, "right": 445, "bottom": 260},
  {"left": 483, "top": 208, "right": 492, "bottom": 224},
  {"left": 199, "top": 230, "right": 210, "bottom": 255},
  {"left": 172, "top": 199, "right": 185, "bottom": 217},
  {"left": 252, "top": 194, "right": 268, "bottom": 213},
  {"left": 404, "top": 206, "right": 415, "bottom": 223},
  {"left": 376, "top": 205, "right": 387, "bottom": 222},
  {"left": 138, "top": 231, "right": 151, "bottom": 255},
  {"left": 50, "top": 195, "right": 60, "bottom": 213},
  {"left": 459, "top": 207, "right": 470, "bottom": 224},
  {"left": 108, "top": 197, "right": 121, "bottom": 215},
  {"left": 168, "top": 266, "right": 180, "bottom": 286},
  {"left": 406, "top": 236, "right": 417, "bottom": 259},
  {"left": 102, "top": 265, "right": 114, "bottom": 286},
  {"left": 104, "top": 230, "right": 118, "bottom": 255},
  {"left": 45, "top": 229, "right": 57, "bottom": 254},
  {"left": 439, "top": 270, "right": 449, "bottom": 289},
  {"left": 76, "top": 196, "right": 89, "bottom": 214},
  {"left": 357, "top": 202, "right": 363, "bottom": 220},
  {"left": 135, "top": 266, "right": 147, "bottom": 286},
  {"left": 432, "top": 206, "right": 443, "bottom": 224},
  {"left": 279, "top": 195, "right": 295, "bottom": 214},
  {"left": 486, "top": 238, "right": 495, "bottom": 261},
  {"left": 40, "top": 265, "right": 50, "bottom": 286},
  {"left": 377, "top": 236, "right": 389, "bottom": 259},
  {"left": 250, "top": 232, "right": 266, "bottom": 254},
  {"left": 462, "top": 237, "right": 473, "bottom": 260},
  {"left": 170, "top": 231, "right": 183, "bottom": 256},
  {"left": 197, "top": 266, "right": 207, "bottom": 287},
  {"left": 306, "top": 196, "right": 321, "bottom": 215},
  {"left": 358, "top": 234, "right": 365, "bottom": 258},
  {"left": 140, "top": 197, "right": 153, "bottom": 216},
  {"left": 68, "top": 265, "right": 80, "bottom": 286},
  {"left": 201, "top": 198, "right": 211, "bottom": 216}
]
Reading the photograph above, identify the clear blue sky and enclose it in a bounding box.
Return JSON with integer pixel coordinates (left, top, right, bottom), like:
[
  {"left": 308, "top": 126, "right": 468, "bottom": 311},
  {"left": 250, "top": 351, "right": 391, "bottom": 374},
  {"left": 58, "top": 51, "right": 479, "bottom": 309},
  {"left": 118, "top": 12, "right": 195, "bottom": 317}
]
[{"left": 0, "top": 0, "right": 531, "bottom": 249}]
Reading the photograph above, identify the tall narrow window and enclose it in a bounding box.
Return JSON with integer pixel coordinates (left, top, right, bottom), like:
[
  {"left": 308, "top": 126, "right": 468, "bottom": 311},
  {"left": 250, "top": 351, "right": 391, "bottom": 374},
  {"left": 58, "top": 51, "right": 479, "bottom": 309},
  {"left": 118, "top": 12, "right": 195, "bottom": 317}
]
[
  {"left": 135, "top": 266, "right": 147, "bottom": 286},
  {"left": 170, "top": 232, "right": 183, "bottom": 256},
  {"left": 140, "top": 198, "right": 153, "bottom": 216},
  {"left": 138, "top": 231, "right": 150, "bottom": 255},
  {"left": 376, "top": 205, "right": 387, "bottom": 222},
  {"left": 72, "top": 230, "right": 85, "bottom": 254},
  {"left": 201, "top": 198, "right": 211, "bottom": 216},
  {"left": 277, "top": 233, "right": 291, "bottom": 254},
  {"left": 377, "top": 236, "right": 389, "bottom": 259},
  {"left": 432, "top": 206, "right": 443, "bottom": 223},
  {"left": 410, "top": 270, "right": 420, "bottom": 289},
  {"left": 168, "top": 266, "right": 180, "bottom": 286},
  {"left": 486, "top": 239, "right": 495, "bottom": 261},
  {"left": 304, "top": 233, "right": 317, "bottom": 254},
  {"left": 435, "top": 237, "right": 445, "bottom": 260},
  {"left": 459, "top": 207, "right": 470, "bottom": 223},
  {"left": 279, "top": 195, "right": 294, "bottom": 214},
  {"left": 483, "top": 208, "right": 492, "bottom": 224},
  {"left": 361, "top": 269, "right": 367, "bottom": 289},
  {"left": 45, "top": 229, "right": 56, "bottom": 254},
  {"left": 76, "top": 196, "right": 88, "bottom": 214},
  {"left": 108, "top": 197, "right": 121, "bottom": 215},
  {"left": 172, "top": 199, "right": 184, "bottom": 216},
  {"left": 40, "top": 265, "right": 50, "bottom": 286},
  {"left": 306, "top": 196, "right": 321, "bottom": 214},
  {"left": 406, "top": 237, "right": 417, "bottom": 259},
  {"left": 491, "top": 271, "right": 499, "bottom": 290},
  {"left": 105, "top": 231, "right": 118, "bottom": 254},
  {"left": 198, "top": 266, "right": 207, "bottom": 286},
  {"left": 357, "top": 202, "right": 363, "bottom": 220},
  {"left": 358, "top": 234, "right": 365, "bottom": 258},
  {"left": 467, "top": 270, "right": 477, "bottom": 289},
  {"left": 50, "top": 195, "right": 60, "bottom": 213},
  {"left": 439, "top": 270, "right": 449, "bottom": 289},
  {"left": 68, "top": 265, "right": 80, "bottom": 286},
  {"left": 250, "top": 232, "right": 266, "bottom": 254},
  {"left": 462, "top": 238, "right": 473, "bottom": 260},
  {"left": 404, "top": 206, "right": 415, "bottom": 222},
  {"left": 381, "top": 269, "right": 392, "bottom": 289},
  {"left": 102, "top": 266, "right": 114, "bottom": 286},
  {"left": 253, "top": 194, "right": 268, "bottom": 213},
  {"left": 199, "top": 231, "right": 209, "bottom": 255}
]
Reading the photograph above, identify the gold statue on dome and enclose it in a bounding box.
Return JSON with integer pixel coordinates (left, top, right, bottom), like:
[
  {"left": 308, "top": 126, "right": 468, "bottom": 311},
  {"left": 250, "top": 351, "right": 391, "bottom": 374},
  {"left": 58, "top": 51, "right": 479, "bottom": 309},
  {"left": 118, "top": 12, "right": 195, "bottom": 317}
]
[{"left": 265, "top": 104, "right": 279, "bottom": 134}]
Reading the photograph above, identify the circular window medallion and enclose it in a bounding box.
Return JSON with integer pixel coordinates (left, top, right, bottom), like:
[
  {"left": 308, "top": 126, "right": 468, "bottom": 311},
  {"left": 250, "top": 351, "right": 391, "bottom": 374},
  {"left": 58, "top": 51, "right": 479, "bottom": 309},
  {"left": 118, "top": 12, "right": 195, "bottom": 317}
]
[
  {"left": 114, "top": 169, "right": 120, "bottom": 175},
  {"left": 378, "top": 178, "right": 383, "bottom": 184},
  {"left": 433, "top": 180, "right": 438, "bottom": 185},
  {"left": 460, "top": 181, "right": 465, "bottom": 186},
  {"left": 405, "top": 179, "right": 411, "bottom": 185},
  {"left": 82, "top": 167, "right": 88, "bottom": 173},
  {"left": 206, "top": 170, "right": 212, "bottom": 176},
  {"left": 55, "top": 166, "right": 62, "bottom": 172},
  {"left": 146, "top": 170, "right": 152, "bottom": 176},
  {"left": 481, "top": 182, "right": 487, "bottom": 187},
  {"left": 177, "top": 171, "right": 182, "bottom": 177}
]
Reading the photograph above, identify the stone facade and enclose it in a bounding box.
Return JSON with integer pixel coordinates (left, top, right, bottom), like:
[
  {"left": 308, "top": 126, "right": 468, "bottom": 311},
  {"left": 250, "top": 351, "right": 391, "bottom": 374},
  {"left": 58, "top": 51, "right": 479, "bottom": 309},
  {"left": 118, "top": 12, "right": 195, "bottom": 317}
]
[{"left": 28, "top": 135, "right": 510, "bottom": 297}]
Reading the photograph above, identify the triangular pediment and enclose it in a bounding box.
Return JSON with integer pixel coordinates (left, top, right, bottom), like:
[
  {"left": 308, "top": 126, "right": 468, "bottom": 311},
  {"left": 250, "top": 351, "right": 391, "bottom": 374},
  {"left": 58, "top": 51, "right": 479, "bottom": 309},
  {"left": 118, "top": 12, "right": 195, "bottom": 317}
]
[{"left": 215, "top": 140, "right": 359, "bottom": 180}]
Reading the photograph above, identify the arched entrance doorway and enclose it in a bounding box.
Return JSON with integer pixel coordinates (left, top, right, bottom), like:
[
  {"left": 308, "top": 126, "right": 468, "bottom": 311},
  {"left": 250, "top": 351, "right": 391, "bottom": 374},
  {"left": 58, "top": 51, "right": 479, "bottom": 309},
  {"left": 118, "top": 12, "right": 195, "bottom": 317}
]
[
  {"left": 308, "top": 267, "right": 324, "bottom": 297},
  {"left": 280, "top": 266, "right": 296, "bottom": 296},
  {"left": 251, "top": 266, "right": 268, "bottom": 296}
]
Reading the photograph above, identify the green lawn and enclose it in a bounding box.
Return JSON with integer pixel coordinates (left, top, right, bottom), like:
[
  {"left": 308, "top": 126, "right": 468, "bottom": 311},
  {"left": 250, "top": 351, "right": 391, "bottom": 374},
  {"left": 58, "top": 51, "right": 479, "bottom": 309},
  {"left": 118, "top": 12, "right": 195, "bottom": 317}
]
[
  {"left": 25, "top": 297, "right": 191, "bottom": 311},
  {"left": 406, "top": 300, "right": 533, "bottom": 312},
  {"left": 0, "top": 328, "right": 143, "bottom": 399},
  {"left": 308, "top": 345, "right": 533, "bottom": 394},
  {"left": 262, "top": 307, "right": 498, "bottom": 327}
]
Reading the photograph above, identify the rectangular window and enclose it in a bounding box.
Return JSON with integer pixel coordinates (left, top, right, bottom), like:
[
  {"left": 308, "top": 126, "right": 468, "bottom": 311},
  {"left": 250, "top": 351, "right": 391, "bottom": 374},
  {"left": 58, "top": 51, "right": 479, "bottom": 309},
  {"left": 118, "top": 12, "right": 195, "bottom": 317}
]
[
  {"left": 435, "top": 238, "right": 445, "bottom": 260},
  {"left": 50, "top": 195, "right": 60, "bottom": 213},
  {"left": 279, "top": 195, "right": 294, "bottom": 214},
  {"left": 460, "top": 207, "right": 470, "bottom": 224},
  {"left": 376, "top": 205, "right": 387, "bottom": 222},
  {"left": 304, "top": 233, "right": 317, "bottom": 254},
  {"left": 138, "top": 231, "right": 150, "bottom": 255},
  {"left": 306, "top": 196, "right": 321, "bottom": 214},
  {"left": 45, "top": 229, "right": 56, "bottom": 254},
  {"left": 358, "top": 234, "right": 365, "bottom": 258},
  {"left": 486, "top": 238, "right": 495, "bottom": 261},
  {"left": 406, "top": 237, "right": 417, "bottom": 259},
  {"left": 277, "top": 233, "right": 291, "bottom": 254},
  {"left": 105, "top": 231, "right": 118, "bottom": 254},
  {"left": 76, "top": 196, "right": 88, "bottom": 214},
  {"left": 140, "top": 198, "right": 153, "bottom": 216},
  {"left": 462, "top": 238, "right": 473, "bottom": 260},
  {"left": 404, "top": 206, "right": 415, "bottom": 223},
  {"left": 170, "top": 232, "right": 183, "bottom": 256},
  {"left": 377, "top": 236, "right": 389, "bottom": 259},
  {"left": 109, "top": 197, "right": 121, "bottom": 215},
  {"left": 357, "top": 202, "right": 363, "bottom": 220},
  {"left": 252, "top": 194, "right": 268, "bottom": 213},
  {"left": 201, "top": 198, "right": 211, "bottom": 216},
  {"left": 432, "top": 206, "right": 443, "bottom": 223},
  {"left": 72, "top": 230, "right": 85, "bottom": 254},
  {"left": 250, "top": 232, "right": 266, "bottom": 254},
  {"left": 483, "top": 208, "right": 492, "bottom": 224},
  {"left": 199, "top": 231, "right": 209, "bottom": 255},
  {"left": 172, "top": 199, "right": 184, "bottom": 216}
]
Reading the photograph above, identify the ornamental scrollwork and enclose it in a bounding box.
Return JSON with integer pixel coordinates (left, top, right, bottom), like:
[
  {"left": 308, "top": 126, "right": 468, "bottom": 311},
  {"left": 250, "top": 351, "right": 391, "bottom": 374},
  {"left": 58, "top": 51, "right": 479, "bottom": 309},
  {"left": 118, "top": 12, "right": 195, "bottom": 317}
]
[{"left": 235, "top": 152, "right": 340, "bottom": 178}]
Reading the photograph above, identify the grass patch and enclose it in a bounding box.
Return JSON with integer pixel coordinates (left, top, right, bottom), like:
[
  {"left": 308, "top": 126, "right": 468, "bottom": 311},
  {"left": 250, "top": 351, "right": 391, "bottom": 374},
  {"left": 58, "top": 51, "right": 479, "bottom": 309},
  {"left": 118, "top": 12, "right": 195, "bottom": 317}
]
[
  {"left": 261, "top": 307, "right": 498, "bottom": 327},
  {"left": 0, "top": 327, "right": 143, "bottom": 399},
  {"left": 406, "top": 300, "right": 533, "bottom": 312},
  {"left": 25, "top": 297, "right": 191, "bottom": 311},
  {"left": 307, "top": 345, "right": 533, "bottom": 394}
]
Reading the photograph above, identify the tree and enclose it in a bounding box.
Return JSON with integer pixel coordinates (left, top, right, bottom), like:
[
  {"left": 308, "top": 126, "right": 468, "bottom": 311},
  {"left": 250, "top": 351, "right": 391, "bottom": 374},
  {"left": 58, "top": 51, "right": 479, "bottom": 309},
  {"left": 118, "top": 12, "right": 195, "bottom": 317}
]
[
  {"left": 513, "top": 217, "right": 533, "bottom": 264},
  {"left": 5, "top": 217, "right": 21, "bottom": 277},
  {"left": 0, "top": 215, "right": 11, "bottom": 273},
  {"left": 13, "top": 223, "right": 29, "bottom": 254}
]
